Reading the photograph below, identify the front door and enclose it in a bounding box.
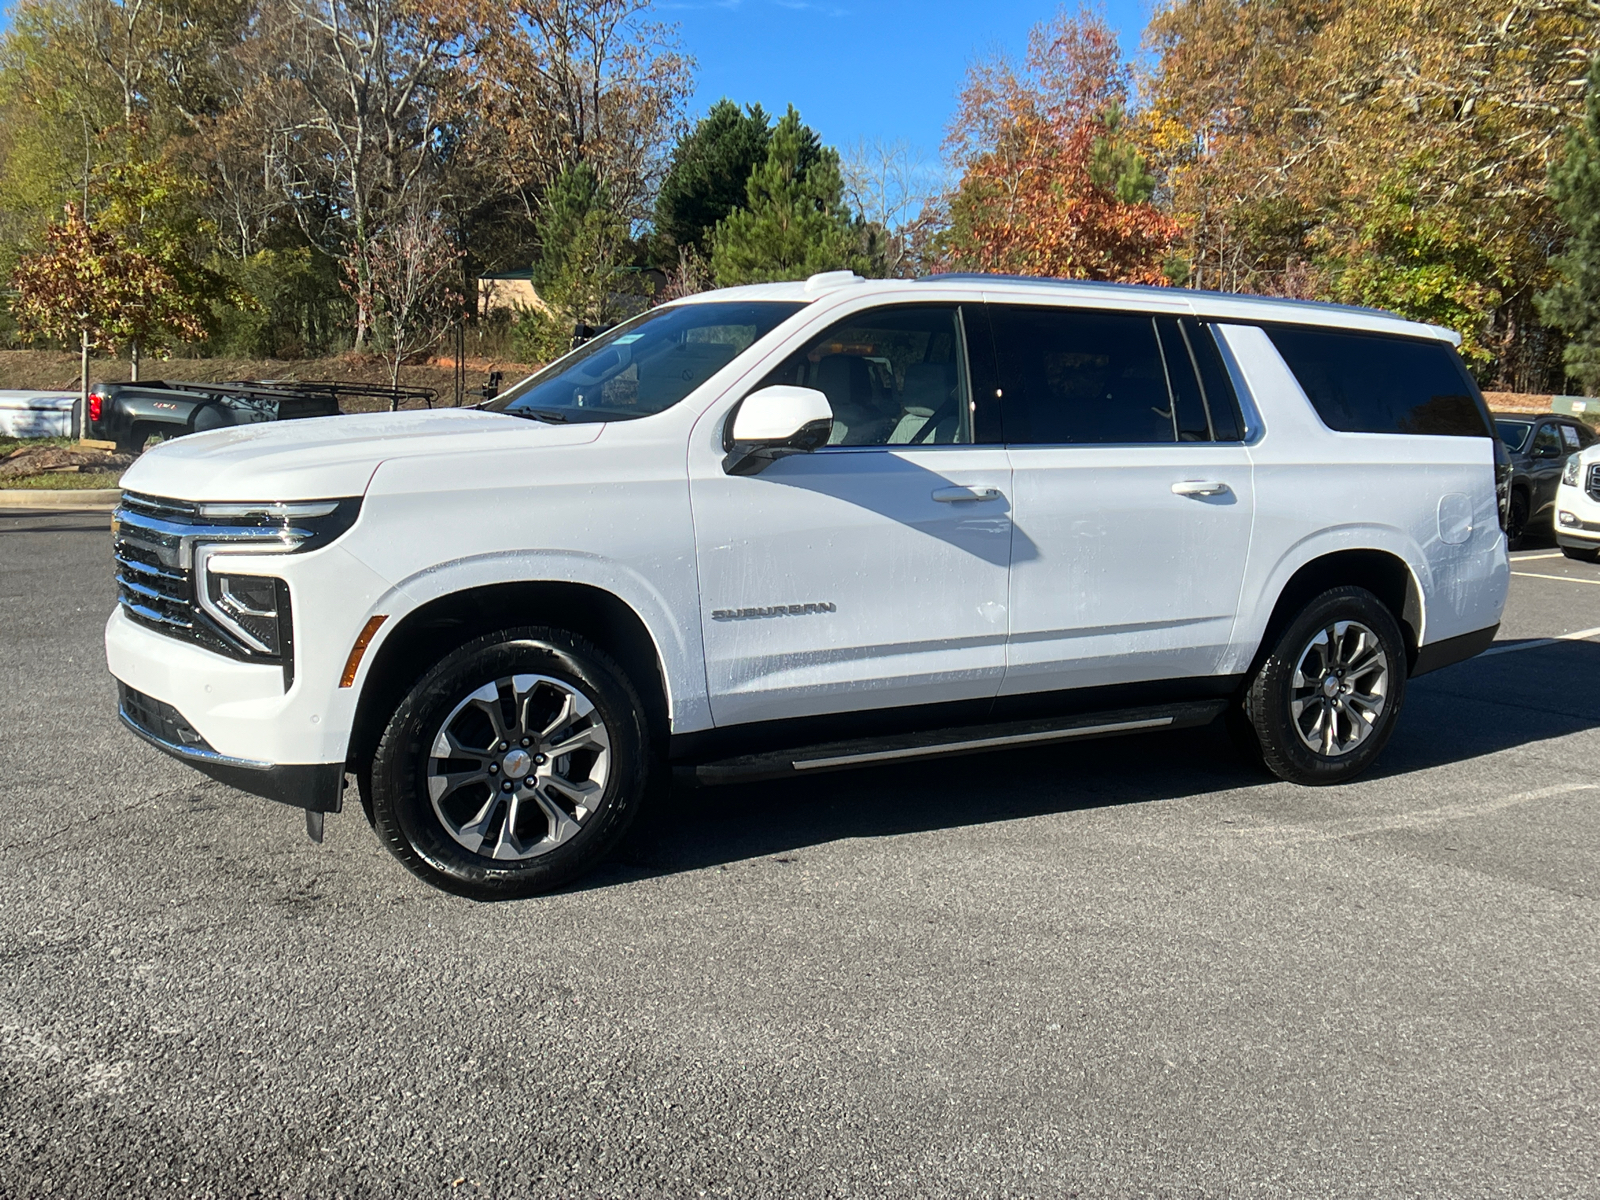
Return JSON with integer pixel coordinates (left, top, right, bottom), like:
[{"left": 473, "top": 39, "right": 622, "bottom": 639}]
[
  {"left": 987, "top": 303, "right": 1256, "bottom": 695},
  {"left": 690, "top": 304, "right": 1012, "bottom": 726}
]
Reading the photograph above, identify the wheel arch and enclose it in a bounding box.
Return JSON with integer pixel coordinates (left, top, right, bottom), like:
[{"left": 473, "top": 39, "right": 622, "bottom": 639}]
[
  {"left": 1249, "top": 547, "right": 1425, "bottom": 678},
  {"left": 346, "top": 581, "right": 672, "bottom": 789}
]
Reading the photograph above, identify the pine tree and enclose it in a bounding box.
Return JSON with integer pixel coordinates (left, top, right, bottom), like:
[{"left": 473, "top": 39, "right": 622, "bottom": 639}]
[
  {"left": 1538, "top": 58, "right": 1600, "bottom": 393},
  {"left": 653, "top": 100, "right": 774, "bottom": 262},
  {"left": 709, "top": 106, "right": 870, "bottom": 286},
  {"left": 523, "top": 161, "right": 631, "bottom": 359}
]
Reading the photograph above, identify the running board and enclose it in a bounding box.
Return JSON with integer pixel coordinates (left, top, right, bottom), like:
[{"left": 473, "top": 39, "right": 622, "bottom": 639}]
[{"left": 689, "top": 700, "right": 1228, "bottom": 787}]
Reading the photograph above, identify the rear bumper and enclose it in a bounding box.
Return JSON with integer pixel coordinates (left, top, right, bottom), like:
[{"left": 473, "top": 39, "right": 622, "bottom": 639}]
[
  {"left": 1411, "top": 623, "right": 1499, "bottom": 677},
  {"left": 118, "top": 682, "right": 344, "bottom": 812}
]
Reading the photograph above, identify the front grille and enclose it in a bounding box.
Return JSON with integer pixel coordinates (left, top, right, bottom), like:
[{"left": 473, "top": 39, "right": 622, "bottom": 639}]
[
  {"left": 112, "top": 491, "right": 288, "bottom": 669},
  {"left": 1588, "top": 463, "right": 1600, "bottom": 502},
  {"left": 119, "top": 682, "right": 215, "bottom": 752}
]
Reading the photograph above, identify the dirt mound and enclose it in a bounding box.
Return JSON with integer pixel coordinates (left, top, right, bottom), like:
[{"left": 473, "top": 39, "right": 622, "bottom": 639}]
[{"left": 0, "top": 443, "right": 134, "bottom": 480}]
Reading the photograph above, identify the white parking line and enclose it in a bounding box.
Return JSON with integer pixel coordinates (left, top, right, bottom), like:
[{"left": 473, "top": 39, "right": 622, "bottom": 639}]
[
  {"left": 1510, "top": 551, "right": 1565, "bottom": 561},
  {"left": 1511, "top": 570, "right": 1600, "bottom": 586},
  {"left": 1241, "top": 783, "right": 1600, "bottom": 845},
  {"left": 1479, "top": 624, "right": 1600, "bottom": 656}
]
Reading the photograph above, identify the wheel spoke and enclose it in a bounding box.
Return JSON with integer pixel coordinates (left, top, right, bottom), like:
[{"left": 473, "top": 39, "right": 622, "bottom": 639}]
[
  {"left": 454, "top": 793, "right": 501, "bottom": 854},
  {"left": 531, "top": 786, "right": 584, "bottom": 842},
  {"left": 539, "top": 689, "right": 595, "bottom": 740},
  {"left": 544, "top": 721, "right": 611, "bottom": 760},
  {"left": 428, "top": 768, "right": 489, "bottom": 804}
]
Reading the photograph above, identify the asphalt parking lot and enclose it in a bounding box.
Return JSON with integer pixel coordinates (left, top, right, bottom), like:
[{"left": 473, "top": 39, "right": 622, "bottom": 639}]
[{"left": 2, "top": 510, "right": 1597, "bottom": 1199}]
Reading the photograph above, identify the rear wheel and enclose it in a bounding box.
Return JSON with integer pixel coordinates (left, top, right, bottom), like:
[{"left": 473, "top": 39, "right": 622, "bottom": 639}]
[
  {"left": 1505, "top": 489, "right": 1530, "bottom": 550},
  {"left": 1242, "top": 586, "right": 1406, "bottom": 786},
  {"left": 369, "top": 627, "right": 651, "bottom": 898},
  {"left": 1562, "top": 544, "right": 1600, "bottom": 563}
]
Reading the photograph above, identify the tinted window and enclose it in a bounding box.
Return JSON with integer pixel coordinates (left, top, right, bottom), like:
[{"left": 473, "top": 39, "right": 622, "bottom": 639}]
[
  {"left": 990, "top": 307, "right": 1175, "bottom": 444},
  {"left": 492, "top": 301, "right": 804, "bottom": 422},
  {"left": 1188, "top": 321, "right": 1244, "bottom": 440},
  {"left": 1264, "top": 325, "right": 1492, "bottom": 437},
  {"left": 1496, "top": 420, "right": 1532, "bottom": 452},
  {"left": 759, "top": 305, "right": 972, "bottom": 446},
  {"left": 1154, "top": 318, "right": 1211, "bottom": 441},
  {"left": 1560, "top": 422, "right": 1584, "bottom": 450},
  {"left": 1533, "top": 423, "right": 1563, "bottom": 457}
]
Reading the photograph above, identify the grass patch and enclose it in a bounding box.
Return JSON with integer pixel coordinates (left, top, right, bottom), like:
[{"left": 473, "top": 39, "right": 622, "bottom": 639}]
[
  {"left": 1, "top": 470, "right": 123, "bottom": 489},
  {"left": 0, "top": 435, "right": 73, "bottom": 456}
]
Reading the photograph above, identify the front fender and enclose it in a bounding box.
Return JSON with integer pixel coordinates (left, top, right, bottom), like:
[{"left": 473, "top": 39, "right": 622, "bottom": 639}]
[{"left": 346, "top": 550, "right": 710, "bottom": 736}]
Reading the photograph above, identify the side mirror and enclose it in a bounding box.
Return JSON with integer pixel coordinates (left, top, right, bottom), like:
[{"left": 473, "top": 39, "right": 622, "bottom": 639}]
[{"left": 723, "top": 385, "right": 834, "bottom": 476}]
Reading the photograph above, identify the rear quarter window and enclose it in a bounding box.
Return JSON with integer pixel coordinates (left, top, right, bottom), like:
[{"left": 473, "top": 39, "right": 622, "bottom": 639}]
[{"left": 1263, "top": 325, "right": 1493, "bottom": 438}]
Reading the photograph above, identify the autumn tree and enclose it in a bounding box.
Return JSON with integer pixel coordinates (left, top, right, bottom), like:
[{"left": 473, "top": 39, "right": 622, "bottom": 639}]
[
  {"left": 11, "top": 202, "right": 212, "bottom": 422},
  {"left": 936, "top": 7, "right": 1178, "bottom": 283},
  {"left": 710, "top": 106, "right": 873, "bottom": 286},
  {"left": 1145, "top": 0, "right": 1597, "bottom": 384}
]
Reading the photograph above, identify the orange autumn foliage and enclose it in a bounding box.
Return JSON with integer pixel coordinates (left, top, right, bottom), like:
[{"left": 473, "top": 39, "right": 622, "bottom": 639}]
[{"left": 936, "top": 7, "right": 1178, "bottom": 284}]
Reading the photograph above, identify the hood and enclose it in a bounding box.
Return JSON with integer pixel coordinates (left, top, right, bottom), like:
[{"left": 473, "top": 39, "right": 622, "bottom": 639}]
[{"left": 117, "top": 408, "right": 604, "bottom": 502}]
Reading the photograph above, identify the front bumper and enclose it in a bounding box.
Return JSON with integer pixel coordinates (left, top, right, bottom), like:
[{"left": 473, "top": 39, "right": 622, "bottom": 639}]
[{"left": 118, "top": 681, "right": 344, "bottom": 812}]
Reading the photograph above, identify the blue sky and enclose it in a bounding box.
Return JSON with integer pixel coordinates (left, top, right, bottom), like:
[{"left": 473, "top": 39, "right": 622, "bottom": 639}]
[
  {"left": 664, "top": 0, "right": 1155, "bottom": 159},
  {"left": 0, "top": 0, "right": 1154, "bottom": 161}
]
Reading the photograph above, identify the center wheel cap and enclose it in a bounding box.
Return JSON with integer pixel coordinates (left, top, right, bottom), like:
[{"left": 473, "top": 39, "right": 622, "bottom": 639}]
[
  {"left": 501, "top": 748, "right": 533, "bottom": 779},
  {"left": 1322, "top": 675, "right": 1341, "bottom": 698}
]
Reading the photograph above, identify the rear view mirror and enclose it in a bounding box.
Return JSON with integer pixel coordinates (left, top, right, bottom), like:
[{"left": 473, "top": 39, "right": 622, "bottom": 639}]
[{"left": 723, "top": 385, "right": 834, "bottom": 475}]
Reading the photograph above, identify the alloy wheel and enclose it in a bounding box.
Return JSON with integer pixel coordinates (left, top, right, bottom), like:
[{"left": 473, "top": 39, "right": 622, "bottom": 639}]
[
  {"left": 1289, "top": 620, "right": 1389, "bottom": 757},
  {"left": 426, "top": 673, "right": 611, "bottom": 860}
]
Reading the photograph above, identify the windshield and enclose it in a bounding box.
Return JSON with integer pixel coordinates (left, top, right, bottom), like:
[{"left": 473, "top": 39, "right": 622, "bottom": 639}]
[
  {"left": 1495, "top": 419, "right": 1532, "bottom": 452},
  {"left": 489, "top": 301, "right": 807, "bottom": 422}
]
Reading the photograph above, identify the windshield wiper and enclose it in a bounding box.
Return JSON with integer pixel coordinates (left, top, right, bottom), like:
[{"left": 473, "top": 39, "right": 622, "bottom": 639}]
[{"left": 507, "top": 407, "right": 569, "bottom": 424}]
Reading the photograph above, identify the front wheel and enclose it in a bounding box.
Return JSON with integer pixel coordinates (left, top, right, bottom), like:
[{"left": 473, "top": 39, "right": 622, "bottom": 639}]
[
  {"left": 369, "top": 627, "right": 652, "bottom": 899},
  {"left": 1240, "top": 586, "right": 1406, "bottom": 786}
]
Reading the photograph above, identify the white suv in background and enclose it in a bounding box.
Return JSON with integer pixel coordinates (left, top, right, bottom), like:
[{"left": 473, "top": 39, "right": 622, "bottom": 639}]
[
  {"left": 1556, "top": 443, "right": 1600, "bottom": 561},
  {"left": 106, "top": 272, "right": 1511, "bottom": 898}
]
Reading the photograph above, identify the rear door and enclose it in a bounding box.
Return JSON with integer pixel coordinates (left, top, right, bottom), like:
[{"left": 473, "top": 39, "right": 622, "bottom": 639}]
[{"left": 988, "top": 303, "right": 1256, "bottom": 694}]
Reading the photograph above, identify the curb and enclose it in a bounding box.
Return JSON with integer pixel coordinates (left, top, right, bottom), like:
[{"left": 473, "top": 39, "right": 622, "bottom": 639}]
[{"left": 0, "top": 488, "right": 120, "bottom": 511}]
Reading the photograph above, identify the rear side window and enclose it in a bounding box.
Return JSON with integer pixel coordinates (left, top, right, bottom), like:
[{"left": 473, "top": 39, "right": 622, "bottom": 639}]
[
  {"left": 1263, "top": 325, "right": 1492, "bottom": 437},
  {"left": 988, "top": 305, "right": 1247, "bottom": 445}
]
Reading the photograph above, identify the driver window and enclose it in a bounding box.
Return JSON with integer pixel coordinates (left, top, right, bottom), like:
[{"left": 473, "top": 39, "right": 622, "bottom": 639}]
[
  {"left": 1533, "top": 423, "right": 1563, "bottom": 457},
  {"left": 758, "top": 306, "right": 972, "bottom": 446}
]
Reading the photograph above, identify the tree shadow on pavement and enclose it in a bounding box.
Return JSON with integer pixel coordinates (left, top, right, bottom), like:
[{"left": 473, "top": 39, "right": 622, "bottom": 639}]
[{"left": 592, "top": 639, "right": 1600, "bottom": 889}]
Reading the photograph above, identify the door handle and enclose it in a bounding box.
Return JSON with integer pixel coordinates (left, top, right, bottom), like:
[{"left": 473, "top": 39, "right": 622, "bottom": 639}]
[
  {"left": 932, "top": 486, "right": 1003, "bottom": 503},
  {"left": 1171, "top": 480, "right": 1229, "bottom": 497}
]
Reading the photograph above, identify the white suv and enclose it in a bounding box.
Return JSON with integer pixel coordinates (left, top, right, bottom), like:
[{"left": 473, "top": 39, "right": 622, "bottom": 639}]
[
  {"left": 106, "top": 272, "right": 1511, "bottom": 897},
  {"left": 1555, "top": 442, "right": 1600, "bottom": 561}
]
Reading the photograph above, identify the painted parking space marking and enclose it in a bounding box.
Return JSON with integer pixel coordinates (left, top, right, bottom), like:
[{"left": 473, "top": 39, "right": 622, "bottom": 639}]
[
  {"left": 1510, "top": 551, "right": 1565, "bottom": 561},
  {"left": 1480, "top": 623, "right": 1600, "bottom": 657},
  {"left": 1511, "top": 570, "right": 1600, "bottom": 586},
  {"left": 1239, "top": 783, "right": 1600, "bottom": 846}
]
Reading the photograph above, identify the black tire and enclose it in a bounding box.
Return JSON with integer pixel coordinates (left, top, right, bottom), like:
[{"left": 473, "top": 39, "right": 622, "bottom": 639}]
[
  {"left": 1245, "top": 586, "right": 1406, "bottom": 786},
  {"left": 369, "top": 627, "right": 652, "bottom": 899},
  {"left": 1561, "top": 544, "right": 1600, "bottom": 563},
  {"left": 1505, "top": 489, "right": 1530, "bottom": 551}
]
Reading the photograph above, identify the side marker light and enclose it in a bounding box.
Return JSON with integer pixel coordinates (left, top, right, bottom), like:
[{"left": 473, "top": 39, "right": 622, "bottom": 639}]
[{"left": 339, "top": 615, "right": 388, "bottom": 688}]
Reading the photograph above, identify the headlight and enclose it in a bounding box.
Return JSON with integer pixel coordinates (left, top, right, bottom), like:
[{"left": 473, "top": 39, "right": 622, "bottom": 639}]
[
  {"left": 1563, "top": 456, "right": 1581, "bottom": 487},
  {"left": 196, "top": 553, "right": 291, "bottom": 656}
]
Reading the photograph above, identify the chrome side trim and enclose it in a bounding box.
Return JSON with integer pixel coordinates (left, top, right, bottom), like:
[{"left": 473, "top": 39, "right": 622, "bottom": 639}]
[
  {"left": 118, "top": 704, "right": 273, "bottom": 771},
  {"left": 791, "top": 716, "right": 1175, "bottom": 771}
]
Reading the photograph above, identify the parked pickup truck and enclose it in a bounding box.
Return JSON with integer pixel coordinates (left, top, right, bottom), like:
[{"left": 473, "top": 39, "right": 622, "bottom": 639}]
[
  {"left": 107, "top": 271, "right": 1513, "bottom": 899},
  {"left": 88, "top": 379, "right": 437, "bottom": 451}
]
